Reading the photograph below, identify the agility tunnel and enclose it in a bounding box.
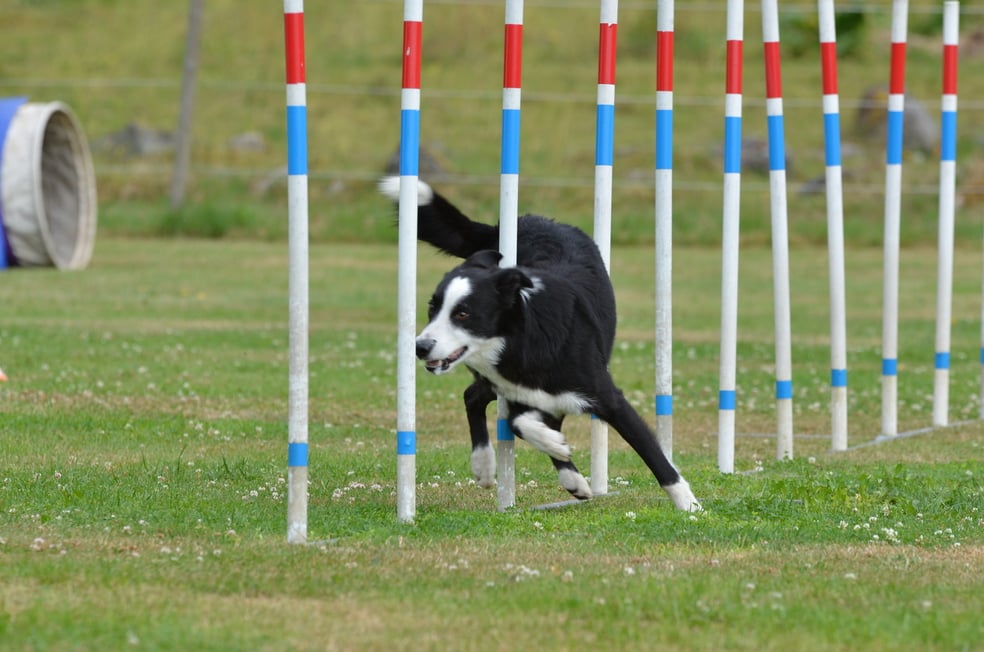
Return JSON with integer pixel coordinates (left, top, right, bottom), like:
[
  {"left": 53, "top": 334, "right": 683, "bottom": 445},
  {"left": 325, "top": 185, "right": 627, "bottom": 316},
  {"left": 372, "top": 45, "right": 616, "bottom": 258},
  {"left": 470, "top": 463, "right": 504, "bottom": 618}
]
[{"left": 0, "top": 97, "right": 97, "bottom": 270}]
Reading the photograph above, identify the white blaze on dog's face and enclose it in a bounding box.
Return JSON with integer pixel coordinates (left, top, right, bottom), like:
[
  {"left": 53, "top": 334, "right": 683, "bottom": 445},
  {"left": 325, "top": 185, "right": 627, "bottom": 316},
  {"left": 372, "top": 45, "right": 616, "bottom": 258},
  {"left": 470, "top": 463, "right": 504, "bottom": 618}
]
[
  {"left": 416, "top": 276, "right": 490, "bottom": 375},
  {"left": 416, "top": 253, "right": 532, "bottom": 376}
]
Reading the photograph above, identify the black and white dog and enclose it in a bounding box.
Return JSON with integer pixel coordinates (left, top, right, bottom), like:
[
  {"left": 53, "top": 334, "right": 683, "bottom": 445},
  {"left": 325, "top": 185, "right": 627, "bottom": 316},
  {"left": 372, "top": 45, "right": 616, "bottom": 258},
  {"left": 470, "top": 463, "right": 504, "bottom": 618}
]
[{"left": 380, "top": 177, "right": 700, "bottom": 511}]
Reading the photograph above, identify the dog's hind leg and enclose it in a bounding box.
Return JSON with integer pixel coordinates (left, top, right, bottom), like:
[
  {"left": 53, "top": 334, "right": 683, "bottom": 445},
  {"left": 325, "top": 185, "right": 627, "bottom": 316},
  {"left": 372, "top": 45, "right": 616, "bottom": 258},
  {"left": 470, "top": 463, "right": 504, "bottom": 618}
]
[
  {"left": 464, "top": 376, "right": 497, "bottom": 488},
  {"left": 550, "top": 458, "right": 592, "bottom": 500},
  {"left": 594, "top": 385, "right": 701, "bottom": 511},
  {"left": 510, "top": 410, "right": 572, "bottom": 461},
  {"left": 509, "top": 409, "right": 592, "bottom": 500}
]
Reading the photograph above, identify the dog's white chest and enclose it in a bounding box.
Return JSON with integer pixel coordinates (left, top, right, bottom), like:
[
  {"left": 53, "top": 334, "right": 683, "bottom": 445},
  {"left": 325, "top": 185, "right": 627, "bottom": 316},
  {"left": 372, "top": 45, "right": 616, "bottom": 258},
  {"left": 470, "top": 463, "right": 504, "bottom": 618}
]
[{"left": 466, "top": 358, "right": 590, "bottom": 417}]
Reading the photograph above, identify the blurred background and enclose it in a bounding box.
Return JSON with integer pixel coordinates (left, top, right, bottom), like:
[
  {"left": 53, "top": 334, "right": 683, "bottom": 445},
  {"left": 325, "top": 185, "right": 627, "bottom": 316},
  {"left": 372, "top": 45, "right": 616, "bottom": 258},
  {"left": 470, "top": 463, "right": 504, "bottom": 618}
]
[{"left": 2, "top": 0, "right": 983, "bottom": 250}]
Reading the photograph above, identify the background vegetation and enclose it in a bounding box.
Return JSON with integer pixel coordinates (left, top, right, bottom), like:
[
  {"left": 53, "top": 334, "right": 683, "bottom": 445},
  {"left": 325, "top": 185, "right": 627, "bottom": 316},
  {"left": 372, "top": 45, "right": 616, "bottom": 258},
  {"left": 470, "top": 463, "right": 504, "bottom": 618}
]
[{"left": 2, "top": 0, "right": 984, "bottom": 245}]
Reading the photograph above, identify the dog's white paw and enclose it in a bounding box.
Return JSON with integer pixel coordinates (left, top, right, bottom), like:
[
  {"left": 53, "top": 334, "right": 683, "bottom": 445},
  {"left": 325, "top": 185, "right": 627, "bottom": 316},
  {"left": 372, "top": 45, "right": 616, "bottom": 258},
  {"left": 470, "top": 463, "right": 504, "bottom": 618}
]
[
  {"left": 558, "top": 468, "right": 592, "bottom": 500},
  {"left": 664, "top": 479, "right": 702, "bottom": 512},
  {"left": 471, "top": 445, "right": 496, "bottom": 488}
]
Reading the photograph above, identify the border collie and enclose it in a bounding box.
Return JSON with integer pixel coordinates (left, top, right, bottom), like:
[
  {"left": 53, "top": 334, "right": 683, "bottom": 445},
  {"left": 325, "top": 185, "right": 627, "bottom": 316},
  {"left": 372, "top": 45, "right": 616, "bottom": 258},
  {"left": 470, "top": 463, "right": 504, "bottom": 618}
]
[{"left": 380, "top": 177, "right": 700, "bottom": 511}]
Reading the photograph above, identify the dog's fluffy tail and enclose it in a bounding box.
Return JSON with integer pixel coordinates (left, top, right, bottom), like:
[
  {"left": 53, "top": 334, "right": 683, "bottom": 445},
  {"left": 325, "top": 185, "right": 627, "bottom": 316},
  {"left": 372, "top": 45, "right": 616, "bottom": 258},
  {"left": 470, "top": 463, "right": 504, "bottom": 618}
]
[{"left": 378, "top": 176, "right": 498, "bottom": 258}]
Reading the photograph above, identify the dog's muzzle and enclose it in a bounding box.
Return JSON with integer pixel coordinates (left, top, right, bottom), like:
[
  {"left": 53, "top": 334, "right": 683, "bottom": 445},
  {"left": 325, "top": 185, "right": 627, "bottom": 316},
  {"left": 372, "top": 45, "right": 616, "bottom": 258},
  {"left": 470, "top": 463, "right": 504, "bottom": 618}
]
[{"left": 415, "top": 337, "right": 466, "bottom": 374}]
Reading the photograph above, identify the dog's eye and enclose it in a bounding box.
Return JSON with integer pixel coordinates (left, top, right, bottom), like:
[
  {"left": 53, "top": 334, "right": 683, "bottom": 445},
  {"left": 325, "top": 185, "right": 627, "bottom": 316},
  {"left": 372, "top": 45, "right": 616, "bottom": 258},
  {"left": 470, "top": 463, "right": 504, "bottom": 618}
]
[{"left": 452, "top": 310, "right": 469, "bottom": 322}]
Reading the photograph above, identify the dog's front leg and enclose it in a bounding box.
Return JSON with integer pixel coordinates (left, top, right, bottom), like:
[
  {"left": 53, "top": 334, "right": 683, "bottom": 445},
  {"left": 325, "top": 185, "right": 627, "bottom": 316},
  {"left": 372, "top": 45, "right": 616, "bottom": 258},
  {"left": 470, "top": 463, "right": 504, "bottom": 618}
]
[{"left": 464, "top": 376, "right": 497, "bottom": 488}]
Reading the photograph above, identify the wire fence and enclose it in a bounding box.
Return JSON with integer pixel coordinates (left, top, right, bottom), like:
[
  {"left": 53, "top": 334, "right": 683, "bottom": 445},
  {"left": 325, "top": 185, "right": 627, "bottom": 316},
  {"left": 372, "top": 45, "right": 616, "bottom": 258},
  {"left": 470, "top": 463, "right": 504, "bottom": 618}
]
[{"left": 3, "top": 0, "right": 981, "bottom": 202}]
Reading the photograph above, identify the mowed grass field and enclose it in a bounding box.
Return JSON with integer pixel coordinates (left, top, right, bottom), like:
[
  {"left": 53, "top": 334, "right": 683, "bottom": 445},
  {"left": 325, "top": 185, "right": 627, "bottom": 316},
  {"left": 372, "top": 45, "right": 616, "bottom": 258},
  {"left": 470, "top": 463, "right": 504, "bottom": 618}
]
[{"left": 1, "top": 238, "right": 982, "bottom": 650}]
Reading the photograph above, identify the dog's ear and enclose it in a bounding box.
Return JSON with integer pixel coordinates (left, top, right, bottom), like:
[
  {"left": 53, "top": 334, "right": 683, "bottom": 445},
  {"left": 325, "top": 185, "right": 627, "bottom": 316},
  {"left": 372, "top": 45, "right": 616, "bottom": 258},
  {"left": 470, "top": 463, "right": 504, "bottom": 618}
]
[
  {"left": 462, "top": 249, "right": 502, "bottom": 270},
  {"left": 494, "top": 267, "right": 535, "bottom": 309}
]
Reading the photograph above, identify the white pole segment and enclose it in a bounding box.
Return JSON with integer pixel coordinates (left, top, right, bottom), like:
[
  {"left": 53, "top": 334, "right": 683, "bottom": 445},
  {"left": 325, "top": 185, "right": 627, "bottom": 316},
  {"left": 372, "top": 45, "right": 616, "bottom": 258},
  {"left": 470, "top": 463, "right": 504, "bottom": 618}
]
[
  {"left": 287, "top": 172, "right": 309, "bottom": 544},
  {"left": 397, "top": 174, "right": 419, "bottom": 523}
]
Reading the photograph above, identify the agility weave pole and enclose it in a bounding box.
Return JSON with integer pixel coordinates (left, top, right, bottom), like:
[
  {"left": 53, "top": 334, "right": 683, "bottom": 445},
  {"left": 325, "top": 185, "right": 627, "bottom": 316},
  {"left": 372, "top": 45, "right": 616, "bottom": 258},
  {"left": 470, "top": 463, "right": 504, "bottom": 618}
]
[
  {"left": 933, "top": 1, "right": 959, "bottom": 428},
  {"left": 880, "top": 0, "right": 908, "bottom": 439},
  {"left": 590, "top": 0, "right": 618, "bottom": 495},
  {"left": 396, "top": 0, "right": 424, "bottom": 524},
  {"left": 494, "top": 0, "right": 524, "bottom": 512},
  {"left": 654, "top": 0, "right": 674, "bottom": 464},
  {"left": 719, "top": 1, "right": 963, "bottom": 461},
  {"left": 719, "top": 0, "right": 795, "bottom": 468},
  {"left": 874, "top": 0, "right": 963, "bottom": 445},
  {"left": 382, "top": 3, "right": 965, "bottom": 515},
  {"left": 389, "top": 0, "right": 618, "bottom": 518},
  {"left": 761, "top": 0, "right": 794, "bottom": 461},
  {"left": 817, "top": 0, "right": 849, "bottom": 452},
  {"left": 717, "top": 0, "right": 743, "bottom": 474},
  {"left": 284, "top": 0, "right": 310, "bottom": 543}
]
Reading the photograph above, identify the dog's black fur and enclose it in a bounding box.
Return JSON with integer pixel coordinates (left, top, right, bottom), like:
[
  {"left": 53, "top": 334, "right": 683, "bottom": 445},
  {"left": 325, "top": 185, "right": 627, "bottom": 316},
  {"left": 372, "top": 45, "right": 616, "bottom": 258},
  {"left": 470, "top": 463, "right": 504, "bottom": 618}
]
[{"left": 380, "top": 177, "right": 699, "bottom": 510}]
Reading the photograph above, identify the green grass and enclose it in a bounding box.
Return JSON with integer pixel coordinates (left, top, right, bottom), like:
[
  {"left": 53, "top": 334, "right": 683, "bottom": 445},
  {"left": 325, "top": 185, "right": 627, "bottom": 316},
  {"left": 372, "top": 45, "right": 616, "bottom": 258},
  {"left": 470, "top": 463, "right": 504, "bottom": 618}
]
[{"left": 1, "top": 239, "right": 982, "bottom": 650}]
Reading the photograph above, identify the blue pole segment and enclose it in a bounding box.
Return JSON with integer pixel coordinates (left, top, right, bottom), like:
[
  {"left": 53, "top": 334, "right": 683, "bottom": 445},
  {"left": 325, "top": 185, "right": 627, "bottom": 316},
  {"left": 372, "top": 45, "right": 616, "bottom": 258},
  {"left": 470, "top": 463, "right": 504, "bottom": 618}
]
[
  {"left": 655, "top": 110, "right": 673, "bottom": 170},
  {"left": 595, "top": 104, "right": 614, "bottom": 166},
  {"left": 500, "top": 109, "right": 521, "bottom": 174},
  {"left": 397, "top": 430, "right": 416, "bottom": 455},
  {"left": 496, "top": 418, "right": 514, "bottom": 442},
  {"left": 767, "top": 115, "right": 785, "bottom": 170},
  {"left": 723, "top": 117, "right": 742, "bottom": 174},
  {"left": 287, "top": 442, "right": 309, "bottom": 467},
  {"left": 822, "top": 113, "right": 841, "bottom": 166},
  {"left": 886, "top": 111, "right": 904, "bottom": 165},
  {"left": 655, "top": 395, "right": 673, "bottom": 416},
  {"left": 286, "top": 105, "right": 308, "bottom": 175},
  {"left": 399, "top": 109, "right": 420, "bottom": 176}
]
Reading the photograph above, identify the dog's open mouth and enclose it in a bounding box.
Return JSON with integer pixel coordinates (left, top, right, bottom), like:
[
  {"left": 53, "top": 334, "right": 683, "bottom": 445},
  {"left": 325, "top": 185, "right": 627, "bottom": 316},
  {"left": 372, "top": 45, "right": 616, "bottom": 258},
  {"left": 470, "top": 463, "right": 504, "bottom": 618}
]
[{"left": 424, "top": 347, "right": 467, "bottom": 373}]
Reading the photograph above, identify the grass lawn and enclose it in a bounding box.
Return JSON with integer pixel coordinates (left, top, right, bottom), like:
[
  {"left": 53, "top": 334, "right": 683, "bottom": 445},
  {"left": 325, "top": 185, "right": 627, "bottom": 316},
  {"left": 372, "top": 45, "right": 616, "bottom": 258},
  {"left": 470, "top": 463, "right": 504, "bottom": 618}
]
[{"left": 1, "top": 237, "right": 982, "bottom": 650}]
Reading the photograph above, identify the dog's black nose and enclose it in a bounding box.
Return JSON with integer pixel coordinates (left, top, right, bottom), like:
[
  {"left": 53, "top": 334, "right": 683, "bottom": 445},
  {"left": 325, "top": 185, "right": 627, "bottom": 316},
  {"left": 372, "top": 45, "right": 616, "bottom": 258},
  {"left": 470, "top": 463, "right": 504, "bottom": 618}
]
[{"left": 415, "top": 338, "right": 435, "bottom": 360}]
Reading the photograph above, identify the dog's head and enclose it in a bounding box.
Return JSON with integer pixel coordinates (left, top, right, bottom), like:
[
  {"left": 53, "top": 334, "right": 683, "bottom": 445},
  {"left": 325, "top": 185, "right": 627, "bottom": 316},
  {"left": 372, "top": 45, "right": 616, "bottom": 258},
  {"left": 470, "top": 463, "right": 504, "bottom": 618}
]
[{"left": 415, "top": 250, "right": 535, "bottom": 375}]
